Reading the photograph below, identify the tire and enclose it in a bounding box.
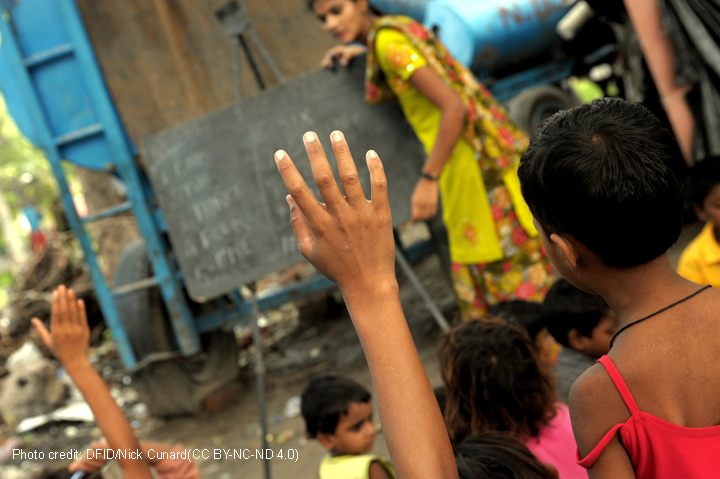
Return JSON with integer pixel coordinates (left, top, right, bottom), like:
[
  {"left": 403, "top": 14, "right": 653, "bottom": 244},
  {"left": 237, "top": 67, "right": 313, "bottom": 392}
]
[
  {"left": 114, "top": 240, "right": 239, "bottom": 416},
  {"left": 507, "top": 85, "right": 583, "bottom": 134}
]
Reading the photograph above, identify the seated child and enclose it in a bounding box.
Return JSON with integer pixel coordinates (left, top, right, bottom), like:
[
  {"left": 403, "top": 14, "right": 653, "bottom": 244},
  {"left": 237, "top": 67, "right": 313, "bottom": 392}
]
[
  {"left": 677, "top": 156, "right": 720, "bottom": 288},
  {"left": 542, "top": 279, "right": 618, "bottom": 402},
  {"left": 301, "top": 376, "right": 396, "bottom": 479},
  {"left": 437, "top": 319, "right": 586, "bottom": 479},
  {"left": 488, "top": 300, "right": 561, "bottom": 366},
  {"left": 32, "top": 286, "right": 152, "bottom": 479},
  {"left": 455, "top": 431, "right": 559, "bottom": 479}
]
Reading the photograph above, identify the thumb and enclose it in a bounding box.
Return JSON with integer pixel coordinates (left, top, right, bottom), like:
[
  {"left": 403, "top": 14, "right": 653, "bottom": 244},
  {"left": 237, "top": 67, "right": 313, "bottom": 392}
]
[
  {"left": 31, "top": 318, "right": 52, "bottom": 349},
  {"left": 68, "top": 459, "right": 79, "bottom": 472},
  {"left": 287, "top": 195, "right": 314, "bottom": 259}
]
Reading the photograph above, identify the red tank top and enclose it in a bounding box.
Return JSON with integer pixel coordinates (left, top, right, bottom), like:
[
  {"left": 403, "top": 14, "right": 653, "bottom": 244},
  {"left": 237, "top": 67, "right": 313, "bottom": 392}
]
[{"left": 576, "top": 356, "right": 720, "bottom": 477}]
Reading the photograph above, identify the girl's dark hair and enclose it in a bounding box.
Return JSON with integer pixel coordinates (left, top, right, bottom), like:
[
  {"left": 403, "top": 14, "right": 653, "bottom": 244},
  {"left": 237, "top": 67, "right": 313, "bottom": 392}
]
[
  {"left": 455, "top": 432, "right": 557, "bottom": 479},
  {"left": 438, "top": 319, "right": 557, "bottom": 444},
  {"left": 518, "top": 98, "right": 685, "bottom": 268},
  {"left": 306, "top": 0, "right": 383, "bottom": 16}
]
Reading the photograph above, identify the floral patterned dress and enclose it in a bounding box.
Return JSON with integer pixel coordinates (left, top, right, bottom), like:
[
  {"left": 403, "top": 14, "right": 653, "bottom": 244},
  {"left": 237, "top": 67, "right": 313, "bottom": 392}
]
[{"left": 366, "top": 17, "right": 556, "bottom": 319}]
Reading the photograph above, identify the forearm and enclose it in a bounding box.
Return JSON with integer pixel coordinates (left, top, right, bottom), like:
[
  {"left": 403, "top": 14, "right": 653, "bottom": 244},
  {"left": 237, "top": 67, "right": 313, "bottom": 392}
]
[
  {"left": 66, "top": 360, "right": 150, "bottom": 475},
  {"left": 344, "top": 283, "right": 457, "bottom": 479},
  {"left": 422, "top": 101, "right": 467, "bottom": 177}
]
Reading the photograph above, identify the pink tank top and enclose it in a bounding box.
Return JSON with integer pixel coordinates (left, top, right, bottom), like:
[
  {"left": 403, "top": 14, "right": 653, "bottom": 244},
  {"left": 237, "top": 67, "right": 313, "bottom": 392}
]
[{"left": 577, "top": 355, "right": 720, "bottom": 477}]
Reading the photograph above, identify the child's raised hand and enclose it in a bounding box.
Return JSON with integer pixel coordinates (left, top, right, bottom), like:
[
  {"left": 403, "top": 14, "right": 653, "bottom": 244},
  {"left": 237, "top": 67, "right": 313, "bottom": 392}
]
[
  {"left": 274, "top": 131, "right": 396, "bottom": 301},
  {"left": 32, "top": 285, "right": 90, "bottom": 370}
]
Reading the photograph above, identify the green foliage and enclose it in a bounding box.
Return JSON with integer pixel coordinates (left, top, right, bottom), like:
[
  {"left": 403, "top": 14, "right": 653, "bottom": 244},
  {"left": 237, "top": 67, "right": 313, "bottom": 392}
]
[
  {"left": 0, "top": 94, "right": 58, "bottom": 223},
  {"left": 0, "top": 270, "right": 13, "bottom": 288}
]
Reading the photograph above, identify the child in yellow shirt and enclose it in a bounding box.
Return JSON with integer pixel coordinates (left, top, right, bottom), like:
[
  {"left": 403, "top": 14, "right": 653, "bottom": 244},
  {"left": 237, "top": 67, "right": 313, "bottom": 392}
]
[
  {"left": 678, "top": 157, "right": 720, "bottom": 288},
  {"left": 301, "top": 376, "right": 396, "bottom": 479}
]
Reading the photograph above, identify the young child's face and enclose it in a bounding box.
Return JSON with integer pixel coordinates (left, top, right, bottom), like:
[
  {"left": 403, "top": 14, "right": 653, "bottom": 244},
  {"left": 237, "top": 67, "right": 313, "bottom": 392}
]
[
  {"left": 579, "top": 310, "right": 619, "bottom": 359},
  {"left": 696, "top": 184, "right": 720, "bottom": 229},
  {"left": 323, "top": 401, "right": 377, "bottom": 455}
]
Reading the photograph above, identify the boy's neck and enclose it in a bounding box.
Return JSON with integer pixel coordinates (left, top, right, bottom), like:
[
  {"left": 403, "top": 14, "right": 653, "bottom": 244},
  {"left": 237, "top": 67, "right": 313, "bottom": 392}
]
[
  {"left": 713, "top": 223, "right": 720, "bottom": 244},
  {"left": 593, "top": 253, "right": 700, "bottom": 330}
]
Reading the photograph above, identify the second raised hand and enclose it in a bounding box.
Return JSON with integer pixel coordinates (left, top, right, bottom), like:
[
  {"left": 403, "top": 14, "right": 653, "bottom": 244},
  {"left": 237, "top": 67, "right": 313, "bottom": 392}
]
[{"left": 273, "top": 130, "right": 397, "bottom": 299}]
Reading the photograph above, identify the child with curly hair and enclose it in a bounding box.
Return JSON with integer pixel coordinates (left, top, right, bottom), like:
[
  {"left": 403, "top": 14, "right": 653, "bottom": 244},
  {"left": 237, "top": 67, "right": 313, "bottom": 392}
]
[{"left": 438, "top": 319, "right": 585, "bottom": 479}]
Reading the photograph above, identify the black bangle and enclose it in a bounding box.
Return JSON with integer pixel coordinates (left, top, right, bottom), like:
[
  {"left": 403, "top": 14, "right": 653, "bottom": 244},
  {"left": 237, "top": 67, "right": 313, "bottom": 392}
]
[{"left": 420, "top": 172, "right": 439, "bottom": 181}]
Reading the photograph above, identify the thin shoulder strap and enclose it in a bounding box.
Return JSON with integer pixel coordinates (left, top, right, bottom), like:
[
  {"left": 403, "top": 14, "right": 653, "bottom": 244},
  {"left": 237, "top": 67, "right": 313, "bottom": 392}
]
[{"left": 597, "top": 355, "right": 640, "bottom": 415}]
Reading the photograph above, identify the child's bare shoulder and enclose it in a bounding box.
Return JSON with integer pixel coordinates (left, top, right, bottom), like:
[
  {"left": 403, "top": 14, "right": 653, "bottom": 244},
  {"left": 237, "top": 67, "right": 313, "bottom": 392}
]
[{"left": 568, "top": 363, "right": 629, "bottom": 456}]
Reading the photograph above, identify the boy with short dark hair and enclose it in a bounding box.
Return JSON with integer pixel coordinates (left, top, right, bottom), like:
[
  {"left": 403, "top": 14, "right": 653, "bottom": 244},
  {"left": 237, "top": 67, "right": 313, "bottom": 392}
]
[
  {"left": 542, "top": 279, "right": 618, "bottom": 402},
  {"left": 678, "top": 156, "right": 720, "bottom": 289},
  {"left": 301, "top": 376, "right": 395, "bottom": 479},
  {"left": 516, "top": 98, "right": 720, "bottom": 478}
]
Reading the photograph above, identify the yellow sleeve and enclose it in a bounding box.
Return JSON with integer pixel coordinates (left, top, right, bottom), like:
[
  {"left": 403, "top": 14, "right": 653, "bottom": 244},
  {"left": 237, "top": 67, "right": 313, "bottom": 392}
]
[
  {"left": 677, "top": 248, "right": 705, "bottom": 285},
  {"left": 374, "top": 28, "right": 428, "bottom": 81}
]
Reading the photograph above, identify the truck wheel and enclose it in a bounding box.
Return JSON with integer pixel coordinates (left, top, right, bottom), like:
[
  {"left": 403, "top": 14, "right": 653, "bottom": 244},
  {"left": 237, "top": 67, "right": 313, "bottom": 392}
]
[
  {"left": 507, "top": 85, "right": 583, "bottom": 134},
  {"left": 114, "top": 240, "right": 239, "bottom": 416}
]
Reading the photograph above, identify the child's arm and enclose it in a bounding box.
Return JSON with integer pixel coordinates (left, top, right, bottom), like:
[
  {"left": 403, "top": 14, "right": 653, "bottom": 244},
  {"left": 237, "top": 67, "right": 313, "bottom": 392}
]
[
  {"left": 33, "top": 286, "right": 152, "bottom": 479},
  {"left": 569, "top": 365, "right": 636, "bottom": 479},
  {"left": 274, "top": 131, "right": 457, "bottom": 479},
  {"left": 408, "top": 66, "right": 467, "bottom": 222},
  {"left": 369, "top": 461, "right": 393, "bottom": 479}
]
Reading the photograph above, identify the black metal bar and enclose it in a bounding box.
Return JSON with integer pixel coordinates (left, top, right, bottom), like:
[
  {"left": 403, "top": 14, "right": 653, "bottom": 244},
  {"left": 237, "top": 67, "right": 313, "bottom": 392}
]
[{"left": 237, "top": 34, "right": 266, "bottom": 89}]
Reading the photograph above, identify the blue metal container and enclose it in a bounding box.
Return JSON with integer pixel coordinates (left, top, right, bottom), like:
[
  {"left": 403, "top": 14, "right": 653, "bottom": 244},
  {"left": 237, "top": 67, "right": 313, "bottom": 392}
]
[{"left": 371, "top": 0, "right": 571, "bottom": 74}]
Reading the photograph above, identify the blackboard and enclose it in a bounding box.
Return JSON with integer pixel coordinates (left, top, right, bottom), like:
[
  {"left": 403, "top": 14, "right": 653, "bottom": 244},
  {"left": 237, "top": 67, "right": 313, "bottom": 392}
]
[{"left": 143, "top": 57, "right": 426, "bottom": 301}]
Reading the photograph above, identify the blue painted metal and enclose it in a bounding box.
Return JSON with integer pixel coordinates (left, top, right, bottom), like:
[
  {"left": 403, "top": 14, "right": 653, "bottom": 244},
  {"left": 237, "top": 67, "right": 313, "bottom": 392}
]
[
  {"left": 369, "top": 0, "right": 571, "bottom": 80},
  {"left": 490, "top": 59, "right": 575, "bottom": 102},
  {"left": 0, "top": 4, "right": 140, "bottom": 369},
  {"left": 55, "top": 0, "right": 201, "bottom": 356},
  {"left": 82, "top": 202, "right": 133, "bottom": 224},
  {"left": 0, "top": 0, "right": 202, "bottom": 368},
  {"left": 22, "top": 206, "right": 42, "bottom": 232}
]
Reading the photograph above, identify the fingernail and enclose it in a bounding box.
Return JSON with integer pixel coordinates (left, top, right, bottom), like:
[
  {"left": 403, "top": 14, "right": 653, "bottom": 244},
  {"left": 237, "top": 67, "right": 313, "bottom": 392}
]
[
  {"left": 304, "top": 131, "right": 316, "bottom": 143},
  {"left": 331, "top": 131, "right": 343, "bottom": 143},
  {"left": 368, "top": 150, "right": 378, "bottom": 159},
  {"left": 285, "top": 194, "right": 293, "bottom": 208},
  {"left": 275, "top": 150, "right": 285, "bottom": 162}
]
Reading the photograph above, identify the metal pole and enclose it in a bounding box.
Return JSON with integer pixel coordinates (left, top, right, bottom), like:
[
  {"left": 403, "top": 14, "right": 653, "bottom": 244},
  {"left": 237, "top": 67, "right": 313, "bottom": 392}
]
[
  {"left": 249, "top": 284, "right": 271, "bottom": 479},
  {"left": 237, "top": 34, "right": 266, "bottom": 89},
  {"left": 231, "top": 35, "right": 243, "bottom": 102},
  {"left": 246, "top": 27, "right": 287, "bottom": 84},
  {"left": 394, "top": 248, "right": 451, "bottom": 332}
]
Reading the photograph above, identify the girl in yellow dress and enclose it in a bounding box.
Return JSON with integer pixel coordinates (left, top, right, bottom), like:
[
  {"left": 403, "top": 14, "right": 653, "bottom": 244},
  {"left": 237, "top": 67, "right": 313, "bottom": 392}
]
[{"left": 310, "top": 0, "right": 556, "bottom": 319}]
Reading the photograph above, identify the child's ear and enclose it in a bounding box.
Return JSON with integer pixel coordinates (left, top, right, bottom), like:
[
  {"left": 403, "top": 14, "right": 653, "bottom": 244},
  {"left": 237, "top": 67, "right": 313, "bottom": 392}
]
[
  {"left": 568, "top": 328, "right": 586, "bottom": 351},
  {"left": 317, "top": 432, "right": 337, "bottom": 450},
  {"left": 549, "top": 233, "right": 580, "bottom": 270},
  {"left": 694, "top": 204, "right": 707, "bottom": 222}
]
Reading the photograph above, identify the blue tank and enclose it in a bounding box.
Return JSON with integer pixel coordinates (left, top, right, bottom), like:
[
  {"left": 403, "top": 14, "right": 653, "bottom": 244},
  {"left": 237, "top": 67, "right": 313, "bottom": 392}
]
[{"left": 370, "top": 0, "right": 571, "bottom": 75}]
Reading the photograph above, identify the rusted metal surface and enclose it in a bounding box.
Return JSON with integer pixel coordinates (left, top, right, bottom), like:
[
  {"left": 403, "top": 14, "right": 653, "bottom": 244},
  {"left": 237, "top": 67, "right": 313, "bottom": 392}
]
[{"left": 75, "top": 0, "right": 336, "bottom": 147}]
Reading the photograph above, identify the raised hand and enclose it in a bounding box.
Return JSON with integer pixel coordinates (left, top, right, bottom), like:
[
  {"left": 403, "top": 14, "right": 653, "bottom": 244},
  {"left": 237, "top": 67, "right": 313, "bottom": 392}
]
[
  {"left": 274, "top": 130, "right": 396, "bottom": 302},
  {"left": 32, "top": 285, "right": 90, "bottom": 370},
  {"left": 274, "top": 131, "right": 457, "bottom": 479}
]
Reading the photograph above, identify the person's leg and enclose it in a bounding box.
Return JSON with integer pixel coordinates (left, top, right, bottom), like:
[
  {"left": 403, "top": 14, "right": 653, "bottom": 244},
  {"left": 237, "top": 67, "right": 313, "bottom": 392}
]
[
  {"left": 480, "top": 237, "right": 557, "bottom": 309},
  {"left": 451, "top": 262, "right": 489, "bottom": 321}
]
